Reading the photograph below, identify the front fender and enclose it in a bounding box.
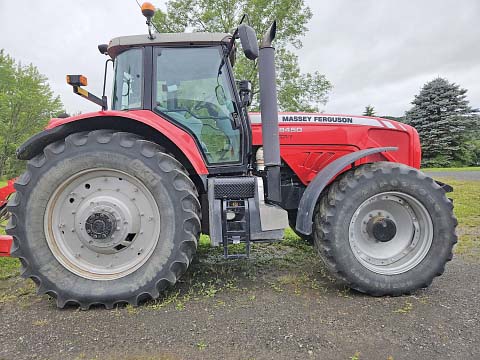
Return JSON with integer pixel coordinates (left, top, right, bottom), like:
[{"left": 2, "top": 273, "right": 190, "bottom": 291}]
[
  {"left": 295, "top": 147, "right": 398, "bottom": 235},
  {"left": 16, "top": 110, "right": 209, "bottom": 175}
]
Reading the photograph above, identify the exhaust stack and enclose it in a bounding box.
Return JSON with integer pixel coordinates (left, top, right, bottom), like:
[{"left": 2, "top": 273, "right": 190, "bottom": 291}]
[{"left": 258, "top": 21, "right": 281, "bottom": 204}]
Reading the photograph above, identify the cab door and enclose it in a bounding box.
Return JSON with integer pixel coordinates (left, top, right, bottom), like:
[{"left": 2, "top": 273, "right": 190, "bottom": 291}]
[{"left": 152, "top": 46, "right": 249, "bottom": 174}]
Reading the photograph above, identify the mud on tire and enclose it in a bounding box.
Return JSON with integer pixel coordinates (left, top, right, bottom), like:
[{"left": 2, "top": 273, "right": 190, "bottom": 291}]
[
  {"left": 313, "top": 162, "right": 457, "bottom": 296},
  {"left": 7, "top": 130, "right": 201, "bottom": 309}
]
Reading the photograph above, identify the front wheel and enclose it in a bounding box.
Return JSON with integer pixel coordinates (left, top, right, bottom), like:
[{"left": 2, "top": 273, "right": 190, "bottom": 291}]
[
  {"left": 7, "top": 130, "right": 201, "bottom": 309},
  {"left": 313, "top": 162, "right": 457, "bottom": 296}
]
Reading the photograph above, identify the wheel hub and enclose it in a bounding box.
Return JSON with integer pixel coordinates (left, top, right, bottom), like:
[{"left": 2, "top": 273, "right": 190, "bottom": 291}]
[
  {"left": 85, "top": 212, "right": 116, "bottom": 240},
  {"left": 368, "top": 216, "right": 397, "bottom": 243}
]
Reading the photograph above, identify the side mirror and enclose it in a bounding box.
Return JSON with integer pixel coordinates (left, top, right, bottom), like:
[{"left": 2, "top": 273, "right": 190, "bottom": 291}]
[
  {"left": 98, "top": 44, "right": 109, "bottom": 55},
  {"left": 237, "top": 24, "right": 259, "bottom": 60},
  {"left": 238, "top": 80, "right": 252, "bottom": 107}
]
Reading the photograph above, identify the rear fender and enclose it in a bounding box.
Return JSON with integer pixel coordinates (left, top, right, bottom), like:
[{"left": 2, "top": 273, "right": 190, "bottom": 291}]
[{"left": 295, "top": 147, "right": 398, "bottom": 235}]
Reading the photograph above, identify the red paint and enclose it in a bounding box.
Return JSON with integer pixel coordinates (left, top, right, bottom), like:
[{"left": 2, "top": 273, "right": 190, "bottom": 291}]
[
  {"left": 250, "top": 112, "right": 420, "bottom": 185},
  {"left": 47, "top": 110, "right": 419, "bottom": 185},
  {"left": 0, "top": 179, "right": 15, "bottom": 208},
  {"left": 47, "top": 110, "right": 209, "bottom": 175},
  {"left": 0, "top": 235, "right": 12, "bottom": 257}
]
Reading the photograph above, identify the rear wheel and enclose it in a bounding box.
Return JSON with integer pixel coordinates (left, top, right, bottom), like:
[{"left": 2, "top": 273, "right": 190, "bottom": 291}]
[
  {"left": 7, "top": 130, "right": 201, "bottom": 309},
  {"left": 313, "top": 162, "right": 457, "bottom": 295}
]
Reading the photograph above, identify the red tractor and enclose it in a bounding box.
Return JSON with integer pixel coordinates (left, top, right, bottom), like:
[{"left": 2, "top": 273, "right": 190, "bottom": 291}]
[{"left": 3, "top": 4, "right": 456, "bottom": 308}]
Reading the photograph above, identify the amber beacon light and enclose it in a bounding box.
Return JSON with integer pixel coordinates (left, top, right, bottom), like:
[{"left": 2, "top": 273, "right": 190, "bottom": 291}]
[{"left": 141, "top": 2, "right": 155, "bottom": 18}]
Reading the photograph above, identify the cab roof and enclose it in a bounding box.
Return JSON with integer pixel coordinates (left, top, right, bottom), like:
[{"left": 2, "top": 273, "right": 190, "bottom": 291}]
[{"left": 107, "top": 32, "right": 231, "bottom": 58}]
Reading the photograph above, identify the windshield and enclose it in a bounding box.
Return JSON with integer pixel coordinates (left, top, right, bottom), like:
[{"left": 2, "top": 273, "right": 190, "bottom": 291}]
[
  {"left": 154, "top": 46, "right": 241, "bottom": 164},
  {"left": 112, "top": 48, "right": 143, "bottom": 110}
]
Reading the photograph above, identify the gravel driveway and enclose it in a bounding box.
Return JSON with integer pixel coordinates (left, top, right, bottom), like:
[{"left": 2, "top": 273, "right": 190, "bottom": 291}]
[
  {"left": 1, "top": 245, "right": 478, "bottom": 360},
  {"left": 0, "top": 170, "right": 478, "bottom": 360}
]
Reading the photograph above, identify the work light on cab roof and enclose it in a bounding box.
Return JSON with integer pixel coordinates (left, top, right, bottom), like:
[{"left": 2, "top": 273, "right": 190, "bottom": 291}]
[{"left": 141, "top": 2, "right": 156, "bottom": 39}]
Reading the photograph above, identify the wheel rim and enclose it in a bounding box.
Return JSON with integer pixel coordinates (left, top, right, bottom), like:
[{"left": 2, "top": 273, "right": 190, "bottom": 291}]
[
  {"left": 45, "top": 169, "right": 161, "bottom": 280},
  {"left": 349, "top": 191, "right": 433, "bottom": 275}
]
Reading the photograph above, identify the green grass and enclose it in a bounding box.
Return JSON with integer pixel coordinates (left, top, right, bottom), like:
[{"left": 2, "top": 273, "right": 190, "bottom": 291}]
[
  {"left": 422, "top": 166, "right": 480, "bottom": 172},
  {"left": 435, "top": 178, "right": 480, "bottom": 258},
  {"left": 0, "top": 258, "right": 20, "bottom": 280},
  {"left": 0, "top": 179, "right": 7, "bottom": 188},
  {"left": 439, "top": 179, "right": 480, "bottom": 228}
]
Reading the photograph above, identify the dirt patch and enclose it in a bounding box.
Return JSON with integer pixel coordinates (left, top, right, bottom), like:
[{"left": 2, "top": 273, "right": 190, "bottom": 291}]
[{"left": 0, "top": 240, "right": 478, "bottom": 360}]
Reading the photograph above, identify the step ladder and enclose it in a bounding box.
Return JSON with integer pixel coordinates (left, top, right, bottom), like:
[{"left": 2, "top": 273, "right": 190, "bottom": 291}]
[{"left": 221, "top": 199, "right": 250, "bottom": 259}]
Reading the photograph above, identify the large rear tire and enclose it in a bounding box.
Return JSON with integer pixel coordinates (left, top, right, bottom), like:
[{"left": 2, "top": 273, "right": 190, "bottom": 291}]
[
  {"left": 313, "top": 162, "right": 457, "bottom": 296},
  {"left": 7, "top": 130, "right": 201, "bottom": 309}
]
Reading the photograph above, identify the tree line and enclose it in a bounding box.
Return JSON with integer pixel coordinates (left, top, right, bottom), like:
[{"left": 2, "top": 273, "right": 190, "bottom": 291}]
[
  {"left": 0, "top": 50, "right": 63, "bottom": 178},
  {"left": 1, "top": 0, "right": 478, "bottom": 179}
]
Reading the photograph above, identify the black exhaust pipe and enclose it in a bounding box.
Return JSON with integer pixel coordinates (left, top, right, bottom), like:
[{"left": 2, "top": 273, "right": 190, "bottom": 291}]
[{"left": 258, "top": 21, "right": 281, "bottom": 204}]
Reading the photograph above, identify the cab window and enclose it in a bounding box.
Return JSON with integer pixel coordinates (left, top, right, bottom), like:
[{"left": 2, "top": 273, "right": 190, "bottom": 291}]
[
  {"left": 154, "top": 46, "right": 241, "bottom": 164},
  {"left": 112, "top": 48, "right": 143, "bottom": 110}
]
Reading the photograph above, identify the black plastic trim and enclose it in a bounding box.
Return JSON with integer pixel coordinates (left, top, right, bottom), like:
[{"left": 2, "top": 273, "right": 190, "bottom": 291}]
[{"left": 143, "top": 46, "right": 153, "bottom": 110}]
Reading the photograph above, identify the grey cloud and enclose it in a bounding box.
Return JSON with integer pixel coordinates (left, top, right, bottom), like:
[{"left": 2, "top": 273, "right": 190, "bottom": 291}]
[{"left": 1, "top": 0, "right": 478, "bottom": 117}]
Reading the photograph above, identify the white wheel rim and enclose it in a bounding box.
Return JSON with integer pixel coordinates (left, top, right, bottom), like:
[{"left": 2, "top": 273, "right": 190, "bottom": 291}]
[
  {"left": 45, "top": 169, "right": 160, "bottom": 280},
  {"left": 349, "top": 191, "right": 433, "bottom": 275}
]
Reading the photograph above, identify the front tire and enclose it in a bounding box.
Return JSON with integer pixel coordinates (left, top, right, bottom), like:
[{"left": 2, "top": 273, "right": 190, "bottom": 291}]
[
  {"left": 313, "top": 162, "right": 457, "bottom": 296},
  {"left": 7, "top": 130, "right": 201, "bottom": 309}
]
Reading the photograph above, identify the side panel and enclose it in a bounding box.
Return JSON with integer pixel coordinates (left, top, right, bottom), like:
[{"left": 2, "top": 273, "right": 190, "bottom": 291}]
[
  {"left": 46, "top": 110, "right": 209, "bottom": 174},
  {"left": 250, "top": 112, "right": 419, "bottom": 185}
]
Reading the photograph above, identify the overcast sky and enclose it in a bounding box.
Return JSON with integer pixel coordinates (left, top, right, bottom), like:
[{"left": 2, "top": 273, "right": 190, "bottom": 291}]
[{"left": 1, "top": 0, "right": 479, "bottom": 117}]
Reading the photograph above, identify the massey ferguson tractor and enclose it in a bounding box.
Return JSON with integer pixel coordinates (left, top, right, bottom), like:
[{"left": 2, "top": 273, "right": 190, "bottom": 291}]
[{"left": 2, "top": 3, "right": 456, "bottom": 309}]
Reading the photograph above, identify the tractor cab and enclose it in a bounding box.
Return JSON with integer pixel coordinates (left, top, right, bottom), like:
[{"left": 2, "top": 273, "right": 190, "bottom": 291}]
[{"left": 107, "top": 33, "right": 246, "bottom": 167}]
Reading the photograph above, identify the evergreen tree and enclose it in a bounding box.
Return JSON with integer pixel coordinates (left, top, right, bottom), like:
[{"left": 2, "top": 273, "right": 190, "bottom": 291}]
[
  {"left": 406, "top": 78, "right": 478, "bottom": 167},
  {"left": 363, "top": 105, "right": 376, "bottom": 116}
]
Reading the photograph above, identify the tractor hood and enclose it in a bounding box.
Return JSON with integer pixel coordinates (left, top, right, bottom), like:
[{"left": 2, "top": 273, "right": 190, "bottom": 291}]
[{"left": 250, "top": 112, "right": 422, "bottom": 179}]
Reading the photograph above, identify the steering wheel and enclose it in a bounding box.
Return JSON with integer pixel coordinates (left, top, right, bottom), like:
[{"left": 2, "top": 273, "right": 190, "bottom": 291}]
[{"left": 191, "top": 100, "right": 225, "bottom": 118}]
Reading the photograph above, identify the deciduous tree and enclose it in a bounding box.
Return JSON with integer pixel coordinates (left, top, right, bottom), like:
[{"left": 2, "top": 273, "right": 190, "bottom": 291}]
[
  {"left": 0, "top": 50, "right": 63, "bottom": 177},
  {"left": 152, "top": 0, "right": 332, "bottom": 111}
]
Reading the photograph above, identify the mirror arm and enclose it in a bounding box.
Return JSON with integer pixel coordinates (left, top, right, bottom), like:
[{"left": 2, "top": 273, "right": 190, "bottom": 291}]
[
  {"left": 102, "top": 59, "right": 114, "bottom": 110},
  {"left": 225, "top": 29, "right": 239, "bottom": 58}
]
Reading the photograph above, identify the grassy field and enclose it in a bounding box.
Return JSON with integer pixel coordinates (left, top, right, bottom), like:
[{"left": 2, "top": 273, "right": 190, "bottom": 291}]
[
  {"left": 437, "top": 178, "right": 480, "bottom": 258},
  {"left": 0, "top": 176, "right": 478, "bottom": 281}
]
